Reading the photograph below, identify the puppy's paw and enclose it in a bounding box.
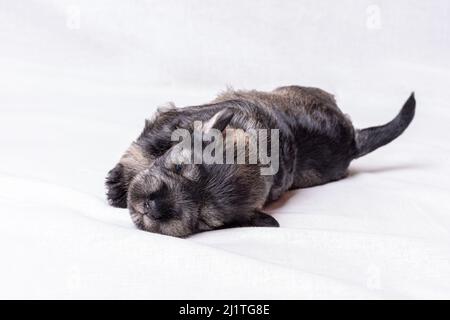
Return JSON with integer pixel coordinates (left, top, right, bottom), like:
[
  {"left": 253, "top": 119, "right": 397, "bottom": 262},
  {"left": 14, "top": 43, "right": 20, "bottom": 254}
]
[
  {"left": 229, "top": 210, "right": 279, "bottom": 228},
  {"left": 105, "top": 163, "right": 128, "bottom": 208},
  {"left": 249, "top": 210, "right": 280, "bottom": 227}
]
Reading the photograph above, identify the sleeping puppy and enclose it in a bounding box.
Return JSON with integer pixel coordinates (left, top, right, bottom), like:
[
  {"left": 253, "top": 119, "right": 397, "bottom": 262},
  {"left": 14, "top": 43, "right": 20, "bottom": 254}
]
[{"left": 106, "top": 86, "right": 415, "bottom": 237}]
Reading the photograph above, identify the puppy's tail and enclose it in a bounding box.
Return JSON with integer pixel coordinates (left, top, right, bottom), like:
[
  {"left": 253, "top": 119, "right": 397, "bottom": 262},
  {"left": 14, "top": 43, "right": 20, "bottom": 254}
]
[{"left": 354, "top": 93, "right": 416, "bottom": 159}]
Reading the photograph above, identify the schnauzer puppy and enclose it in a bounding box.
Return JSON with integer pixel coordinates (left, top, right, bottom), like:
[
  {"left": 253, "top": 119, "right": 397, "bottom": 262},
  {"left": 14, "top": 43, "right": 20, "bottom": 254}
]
[{"left": 106, "top": 86, "right": 415, "bottom": 237}]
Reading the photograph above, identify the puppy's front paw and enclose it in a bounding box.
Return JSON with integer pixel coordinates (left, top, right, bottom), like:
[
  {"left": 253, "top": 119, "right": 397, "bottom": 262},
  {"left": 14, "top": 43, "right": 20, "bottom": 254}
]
[
  {"left": 249, "top": 210, "right": 280, "bottom": 227},
  {"left": 229, "top": 210, "right": 280, "bottom": 228},
  {"left": 105, "top": 163, "right": 128, "bottom": 208}
]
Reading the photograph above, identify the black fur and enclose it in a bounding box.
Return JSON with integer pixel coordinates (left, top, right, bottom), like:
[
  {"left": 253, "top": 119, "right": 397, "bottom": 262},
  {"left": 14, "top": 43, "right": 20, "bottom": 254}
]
[
  {"left": 105, "top": 164, "right": 128, "bottom": 208},
  {"left": 355, "top": 93, "right": 416, "bottom": 158}
]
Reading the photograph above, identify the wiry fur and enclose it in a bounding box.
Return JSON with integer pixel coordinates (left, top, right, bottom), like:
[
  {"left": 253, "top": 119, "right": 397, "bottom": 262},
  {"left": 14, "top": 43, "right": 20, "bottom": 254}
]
[{"left": 106, "top": 86, "right": 416, "bottom": 237}]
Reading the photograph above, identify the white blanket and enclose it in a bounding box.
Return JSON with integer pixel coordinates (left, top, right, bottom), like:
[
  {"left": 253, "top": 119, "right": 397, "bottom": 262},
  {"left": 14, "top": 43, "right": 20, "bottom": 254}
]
[{"left": 1, "top": 0, "right": 449, "bottom": 299}]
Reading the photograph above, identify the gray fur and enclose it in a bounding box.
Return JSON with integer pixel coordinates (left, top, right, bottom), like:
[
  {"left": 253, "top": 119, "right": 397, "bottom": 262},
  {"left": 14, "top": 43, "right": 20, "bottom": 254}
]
[{"left": 106, "top": 86, "right": 416, "bottom": 237}]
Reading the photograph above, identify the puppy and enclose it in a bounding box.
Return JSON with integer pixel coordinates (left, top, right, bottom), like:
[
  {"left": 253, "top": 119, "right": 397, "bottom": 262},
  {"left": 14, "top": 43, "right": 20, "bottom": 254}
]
[{"left": 106, "top": 86, "right": 415, "bottom": 237}]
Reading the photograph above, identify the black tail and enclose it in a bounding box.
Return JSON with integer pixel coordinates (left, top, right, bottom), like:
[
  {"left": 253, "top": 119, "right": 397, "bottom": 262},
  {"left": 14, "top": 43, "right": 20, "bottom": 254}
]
[{"left": 354, "top": 93, "right": 416, "bottom": 159}]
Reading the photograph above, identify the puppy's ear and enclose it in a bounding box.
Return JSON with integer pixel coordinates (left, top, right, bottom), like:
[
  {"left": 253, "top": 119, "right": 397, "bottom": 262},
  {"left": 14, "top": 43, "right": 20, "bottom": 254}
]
[
  {"left": 202, "top": 108, "right": 234, "bottom": 135},
  {"left": 105, "top": 163, "right": 128, "bottom": 208}
]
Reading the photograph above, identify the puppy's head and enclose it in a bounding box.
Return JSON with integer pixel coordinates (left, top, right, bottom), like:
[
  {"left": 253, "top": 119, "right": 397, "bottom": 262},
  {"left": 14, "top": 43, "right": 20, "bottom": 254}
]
[{"left": 127, "top": 109, "right": 278, "bottom": 237}]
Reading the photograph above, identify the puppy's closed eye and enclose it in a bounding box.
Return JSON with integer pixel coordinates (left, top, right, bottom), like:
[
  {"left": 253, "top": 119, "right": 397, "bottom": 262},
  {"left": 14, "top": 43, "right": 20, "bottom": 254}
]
[
  {"left": 148, "top": 184, "right": 169, "bottom": 200},
  {"left": 174, "top": 164, "right": 183, "bottom": 174},
  {"left": 169, "top": 163, "right": 200, "bottom": 181}
]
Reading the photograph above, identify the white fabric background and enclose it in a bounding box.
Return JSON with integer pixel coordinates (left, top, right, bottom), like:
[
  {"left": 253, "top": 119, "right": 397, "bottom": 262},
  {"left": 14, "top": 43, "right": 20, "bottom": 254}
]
[{"left": 1, "top": 0, "right": 450, "bottom": 299}]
